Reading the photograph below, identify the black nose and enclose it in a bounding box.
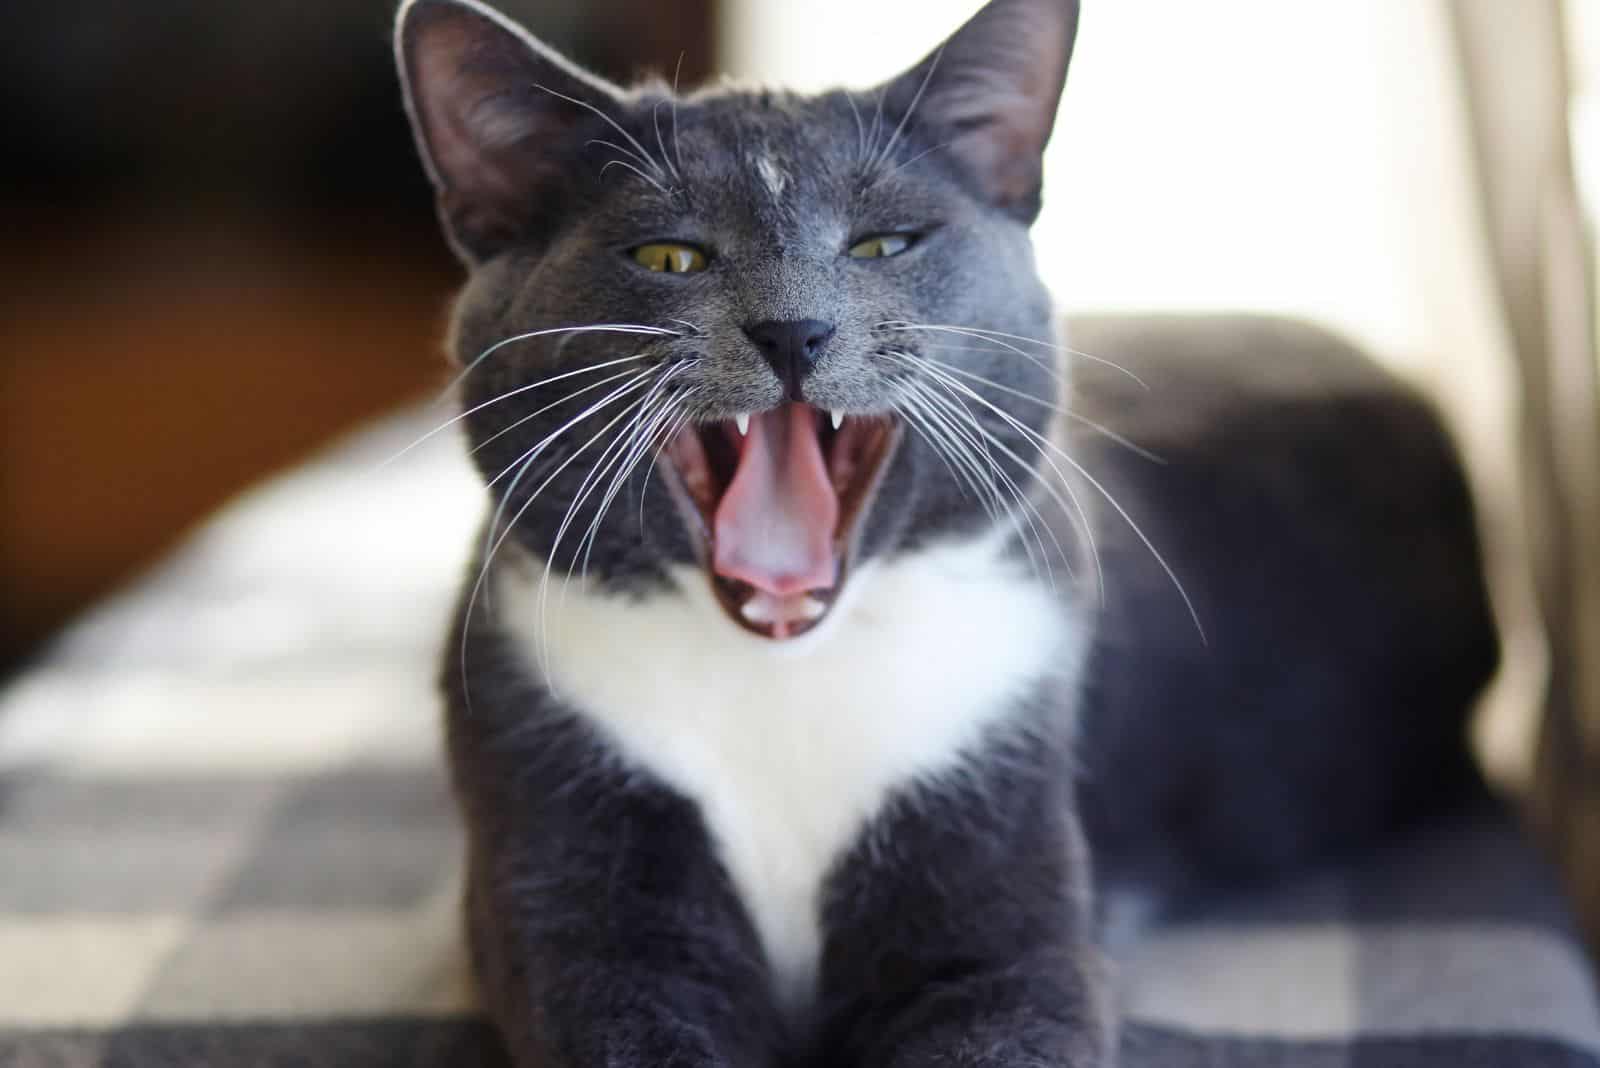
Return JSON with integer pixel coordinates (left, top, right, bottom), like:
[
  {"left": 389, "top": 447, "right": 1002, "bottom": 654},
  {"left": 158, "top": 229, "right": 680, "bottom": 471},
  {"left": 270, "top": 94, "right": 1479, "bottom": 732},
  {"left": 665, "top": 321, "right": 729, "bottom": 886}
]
[{"left": 743, "top": 318, "right": 835, "bottom": 396}]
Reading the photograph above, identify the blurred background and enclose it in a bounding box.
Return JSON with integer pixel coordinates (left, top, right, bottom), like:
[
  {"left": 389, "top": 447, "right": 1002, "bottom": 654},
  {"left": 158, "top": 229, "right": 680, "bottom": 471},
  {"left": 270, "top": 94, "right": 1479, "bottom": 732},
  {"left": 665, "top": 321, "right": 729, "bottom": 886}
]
[
  {"left": 0, "top": 0, "right": 716, "bottom": 673},
  {"left": 1, "top": 0, "right": 1597, "bottom": 926}
]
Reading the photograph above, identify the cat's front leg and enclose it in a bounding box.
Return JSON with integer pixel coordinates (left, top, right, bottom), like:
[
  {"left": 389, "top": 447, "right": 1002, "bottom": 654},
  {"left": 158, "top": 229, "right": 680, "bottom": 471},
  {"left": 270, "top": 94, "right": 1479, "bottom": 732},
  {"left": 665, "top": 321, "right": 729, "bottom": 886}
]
[
  {"left": 449, "top": 683, "right": 786, "bottom": 1068},
  {"left": 849, "top": 951, "right": 1114, "bottom": 1068},
  {"left": 459, "top": 793, "right": 786, "bottom": 1068},
  {"left": 816, "top": 760, "right": 1116, "bottom": 1068}
]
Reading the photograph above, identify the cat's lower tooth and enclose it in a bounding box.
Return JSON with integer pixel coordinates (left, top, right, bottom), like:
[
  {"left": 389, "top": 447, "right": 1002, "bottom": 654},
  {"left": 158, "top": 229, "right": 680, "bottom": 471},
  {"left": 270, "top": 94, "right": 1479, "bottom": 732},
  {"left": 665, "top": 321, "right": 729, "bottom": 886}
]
[
  {"left": 831, "top": 410, "right": 844, "bottom": 430},
  {"left": 735, "top": 413, "right": 750, "bottom": 436},
  {"left": 799, "top": 596, "right": 826, "bottom": 621}
]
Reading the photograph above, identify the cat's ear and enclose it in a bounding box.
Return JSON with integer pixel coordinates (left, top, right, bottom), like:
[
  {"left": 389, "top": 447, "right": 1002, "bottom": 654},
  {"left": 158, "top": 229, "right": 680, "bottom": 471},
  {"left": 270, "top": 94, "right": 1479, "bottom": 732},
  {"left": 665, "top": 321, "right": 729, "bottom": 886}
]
[
  {"left": 395, "top": 0, "right": 625, "bottom": 263},
  {"left": 875, "top": 0, "right": 1080, "bottom": 221}
]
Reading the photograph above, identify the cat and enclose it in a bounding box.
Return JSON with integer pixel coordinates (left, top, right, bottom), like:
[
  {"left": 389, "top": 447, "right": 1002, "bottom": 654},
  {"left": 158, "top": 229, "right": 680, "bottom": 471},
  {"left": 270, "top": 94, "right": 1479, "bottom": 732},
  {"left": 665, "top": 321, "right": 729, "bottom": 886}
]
[{"left": 393, "top": 1, "right": 1499, "bottom": 1065}]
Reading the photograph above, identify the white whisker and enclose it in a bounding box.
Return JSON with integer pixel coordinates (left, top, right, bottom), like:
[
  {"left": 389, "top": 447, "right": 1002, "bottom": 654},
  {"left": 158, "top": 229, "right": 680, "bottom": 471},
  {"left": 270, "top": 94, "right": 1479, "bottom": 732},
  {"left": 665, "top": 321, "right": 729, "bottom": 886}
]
[
  {"left": 470, "top": 364, "right": 657, "bottom": 457},
  {"left": 637, "top": 403, "right": 699, "bottom": 532},
  {"left": 868, "top": 46, "right": 943, "bottom": 175},
  {"left": 599, "top": 157, "right": 670, "bottom": 196},
  {"left": 378, "top": 348, "right": 660, "bottom": 469},
  {"left": 670, "top": 53, "right": 686, "bottom": 172},
  {"left": 898, "top": 352, "right": 1204, "bottom": 641},
  {"left": 899, "top": 377, "right": 1069, "bottom": 587},
  {"left": 434, "top": 322, "right": 677, "bottom": 411},
  {"left": 535, "top": 82, "right": 668, "bottom": 180},
  {"left": 459, "top": 381, "right": 659, "bottom": 707},
  {"left": 884, "top": 321, "right": 1150, "bottom": 390},
  {"left": 652, "top": 100, "right": 681, "bottom": 184},
  {"left": 890, "top": 352, "right": 1101, "bottom": 600},
  {"left": 919, "top": 355, "right": 1166, "bottom": 464},
  {"left": 896, "top": 384, "right": 1051, "bottom": 583},
  {"left": 878, "top": 139, "right": 953, "bottom": 183},
  {"left": 844, "top": 92, "right": 868, "bottom": 162},
  {"left": 881, "top": 322, "right": 1064, "bottom": 384}
]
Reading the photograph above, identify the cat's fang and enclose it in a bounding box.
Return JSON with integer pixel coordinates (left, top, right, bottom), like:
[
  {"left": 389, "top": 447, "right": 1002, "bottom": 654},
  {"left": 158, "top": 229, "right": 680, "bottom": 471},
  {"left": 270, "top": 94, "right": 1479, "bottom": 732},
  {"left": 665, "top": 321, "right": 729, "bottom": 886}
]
[
  {"left": 831, "top": 410, "right": 844, "bottom": 430},
  {"left": 735, "top": 413, "right": 750, "bottom": 436}
]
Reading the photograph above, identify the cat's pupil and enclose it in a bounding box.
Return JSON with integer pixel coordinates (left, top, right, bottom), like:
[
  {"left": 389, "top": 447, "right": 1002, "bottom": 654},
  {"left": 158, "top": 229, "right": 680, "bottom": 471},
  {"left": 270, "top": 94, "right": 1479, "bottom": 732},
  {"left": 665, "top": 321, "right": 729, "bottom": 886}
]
[{"left": 633, "top": 243, "right": 707, "bottom": 273}]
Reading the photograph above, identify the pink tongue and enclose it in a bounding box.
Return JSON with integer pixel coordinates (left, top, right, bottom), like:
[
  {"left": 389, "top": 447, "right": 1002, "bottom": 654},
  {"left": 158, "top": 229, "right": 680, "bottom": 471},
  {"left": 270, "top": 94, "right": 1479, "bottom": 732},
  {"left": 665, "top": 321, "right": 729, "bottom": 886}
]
[{"left": 713, "top": 403, "right": 839, "bottom": 596}]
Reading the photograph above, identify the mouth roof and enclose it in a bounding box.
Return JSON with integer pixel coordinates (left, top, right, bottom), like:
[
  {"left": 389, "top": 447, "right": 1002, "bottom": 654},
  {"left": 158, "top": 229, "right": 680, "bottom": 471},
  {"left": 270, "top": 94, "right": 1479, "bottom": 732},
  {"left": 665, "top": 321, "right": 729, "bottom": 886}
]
[{"left": 663, "top": 403, "right": 898, "bottom": 640}]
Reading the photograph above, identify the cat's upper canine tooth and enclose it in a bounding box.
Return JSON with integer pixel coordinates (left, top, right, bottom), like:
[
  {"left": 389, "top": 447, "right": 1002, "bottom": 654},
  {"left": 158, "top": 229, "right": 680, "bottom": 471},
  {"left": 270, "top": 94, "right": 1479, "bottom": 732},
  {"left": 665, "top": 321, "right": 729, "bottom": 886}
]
[
  {"left": 831, "top": 409, "right": 844, "bottom": 430},
  {"left": 735, "top": 413, "right": 750, "bottom": 436}
]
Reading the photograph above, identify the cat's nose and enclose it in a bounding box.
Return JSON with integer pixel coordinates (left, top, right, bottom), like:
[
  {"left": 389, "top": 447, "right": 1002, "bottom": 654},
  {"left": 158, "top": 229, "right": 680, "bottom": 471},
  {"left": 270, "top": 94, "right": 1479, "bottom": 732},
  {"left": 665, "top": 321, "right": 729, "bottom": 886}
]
[{"left": 743, "top": 318, "right": 836, "bottom": 396}]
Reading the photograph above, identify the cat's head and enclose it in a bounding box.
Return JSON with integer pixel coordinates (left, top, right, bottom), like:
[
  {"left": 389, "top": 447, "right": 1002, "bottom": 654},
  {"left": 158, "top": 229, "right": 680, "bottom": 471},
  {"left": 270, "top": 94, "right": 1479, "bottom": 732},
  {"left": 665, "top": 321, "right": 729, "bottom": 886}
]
[{"left": 396, "top": 0, "right": 1080, "bottom": 641}]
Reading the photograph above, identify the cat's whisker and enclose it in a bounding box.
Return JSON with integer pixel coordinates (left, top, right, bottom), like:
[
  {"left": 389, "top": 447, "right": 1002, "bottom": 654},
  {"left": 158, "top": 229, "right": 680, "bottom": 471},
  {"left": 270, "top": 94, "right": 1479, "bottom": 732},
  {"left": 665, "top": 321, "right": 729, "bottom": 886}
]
[
  {"left": 546, "top": 398, "right": 660, "bottom": 597},
  {"left": 670, "top": 53, "right": 686, "bottom": 173},
  {"left": 541, "top": 382, "right": 688, "bottom": 665},
  {"left": 481, "top": 369, "right": 657, "bottom": 488},
  {"left": 879, "top": 322, "right": 1064, "bottom": 384},
  {"left": 899, "top": 376, "right": 1069, "bottom": 588},
  {"left": 892, "top": 388, "right": 1004, "bottom": 522},
  {"left": 573, "top": 384, "right": 693, "bottom": 588},
  {"left": 476, "top": 383, "right": 661, "bottom": 678},
  {"left": 599, "top": 157, "right": 670, "bottom": 196},
  {"left": 459, "top": 377, "right": 658, "bottom": 710},
  {"left": 891, "top": 392, "right": 1050, "bottom": 584},
  {"left": 903, "top": 352, "right": 1204, "bottom": 641},
  {"left": 562, "top": 367, "right": 687, "bottom": 583},
  {"left": 651, "top": 101, "right": 681, "bottom": 184},
  {"left": 431, "top": 322, "right": 677, "bottom": 414},
  {"left": 586, "top": 137, "right": 661, "bottom": 182},
  {"left": 482, "top": 372, "right": 661, "bottom": 581},
  {"left": 885, "top": 321, "right": 1151, "bottom": 390},
  {"left": 895, "top": 383, "right": 1050, "bottom": 583},
  {"left": 591, "top": 385, "right": 691, "bottom": 550},
  {"left": 379, "top": 347, "right": 662, "bottom": 470},
  {"left": 916, "top": 381, "right": 1072, "bottom": 589},
  {"left": 917, "top": 355, "right": 1166, "bottom": 465},
  {"left": 844, "top": 92, "right": 868, "bottom": 163},
  {"left": 876, "top": 139, "right": 953, "bottom": 184},
  {"left": 535, "top": 82, "right": 670, "bottom": 181},
  {"left": 470, "top": 364, "right": 658, "bottom": 457},
  {"left": 638, "top": 402, "right": 699, "bottom": 533},
  {"left": 867, "top": 87, "right": 887, "bottom": 165},
  {"left": 892, "top": 351, "right": 1103, "bottom": 603},
  {"left": 867, "top": 46, "right": 944, "bottom": 175}
]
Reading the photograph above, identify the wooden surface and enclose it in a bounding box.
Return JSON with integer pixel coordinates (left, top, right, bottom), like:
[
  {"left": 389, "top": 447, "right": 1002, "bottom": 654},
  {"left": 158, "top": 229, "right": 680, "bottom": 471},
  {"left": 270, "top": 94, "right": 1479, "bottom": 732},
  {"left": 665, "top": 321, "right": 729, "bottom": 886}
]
[{"left": 1, "top": 221, "right": 458, "bottom": 667}]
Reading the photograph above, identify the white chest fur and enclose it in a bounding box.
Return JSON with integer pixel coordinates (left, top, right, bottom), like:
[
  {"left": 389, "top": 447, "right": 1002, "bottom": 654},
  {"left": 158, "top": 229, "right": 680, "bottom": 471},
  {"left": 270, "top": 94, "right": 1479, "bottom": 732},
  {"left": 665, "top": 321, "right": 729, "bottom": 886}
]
[{"left": 497, "top": 535, "right": 1083, "bottom": 1010}]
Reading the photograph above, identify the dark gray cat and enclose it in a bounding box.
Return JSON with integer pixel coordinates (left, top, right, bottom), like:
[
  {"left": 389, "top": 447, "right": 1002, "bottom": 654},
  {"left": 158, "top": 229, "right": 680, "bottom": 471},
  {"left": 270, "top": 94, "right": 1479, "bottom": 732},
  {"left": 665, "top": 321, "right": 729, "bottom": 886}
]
[{"left": 393, "top": 1, "right": 1498, "bottom": 1064}]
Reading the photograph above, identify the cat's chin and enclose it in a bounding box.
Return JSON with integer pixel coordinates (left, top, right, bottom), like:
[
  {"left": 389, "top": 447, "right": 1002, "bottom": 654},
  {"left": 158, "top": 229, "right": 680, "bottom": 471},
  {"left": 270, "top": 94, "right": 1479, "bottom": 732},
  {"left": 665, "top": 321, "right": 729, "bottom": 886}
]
[{"left": 662, "top": 404, "right": 902, "bottom": 641}]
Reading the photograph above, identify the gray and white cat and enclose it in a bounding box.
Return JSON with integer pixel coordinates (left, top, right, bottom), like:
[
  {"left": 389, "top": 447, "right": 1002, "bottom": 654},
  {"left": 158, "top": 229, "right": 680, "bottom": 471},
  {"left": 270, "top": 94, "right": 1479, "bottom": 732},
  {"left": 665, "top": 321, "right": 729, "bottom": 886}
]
[{"left": 394, "top": 1, "right": 1499, "bottom": 1064}]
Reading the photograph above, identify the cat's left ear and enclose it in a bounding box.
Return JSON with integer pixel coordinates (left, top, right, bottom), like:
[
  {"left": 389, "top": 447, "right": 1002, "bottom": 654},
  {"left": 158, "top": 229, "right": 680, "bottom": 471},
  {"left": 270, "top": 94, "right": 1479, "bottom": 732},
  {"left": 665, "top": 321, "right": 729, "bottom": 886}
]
[
  {"left": 874, "top": 0, "right": 1080, "bottom": 221},
  {"left": 395, "top": 0, "right": 629, "bottom": 263}
]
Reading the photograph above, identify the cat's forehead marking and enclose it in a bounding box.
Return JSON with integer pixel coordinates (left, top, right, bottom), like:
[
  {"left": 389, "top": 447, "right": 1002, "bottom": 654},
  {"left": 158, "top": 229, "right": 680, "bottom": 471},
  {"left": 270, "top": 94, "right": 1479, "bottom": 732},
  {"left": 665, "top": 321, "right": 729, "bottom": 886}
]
[{"left": 755, "top": 154, "right": 789, "bottom": 201}]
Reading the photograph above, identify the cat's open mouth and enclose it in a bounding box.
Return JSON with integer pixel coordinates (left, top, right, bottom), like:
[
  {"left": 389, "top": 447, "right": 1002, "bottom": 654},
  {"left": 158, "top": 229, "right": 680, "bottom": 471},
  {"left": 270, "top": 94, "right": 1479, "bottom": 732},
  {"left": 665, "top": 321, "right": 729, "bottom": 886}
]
[{"left": 663, "top": 404, "right": 902, "bottom": 640}]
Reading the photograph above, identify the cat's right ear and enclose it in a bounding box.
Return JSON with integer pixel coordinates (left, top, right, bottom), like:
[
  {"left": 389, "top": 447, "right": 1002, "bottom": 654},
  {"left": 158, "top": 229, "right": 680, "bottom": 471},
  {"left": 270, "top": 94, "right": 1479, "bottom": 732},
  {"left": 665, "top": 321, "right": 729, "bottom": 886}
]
[{"left": 395, "top": 0, "right": 623, "bottom": 263}]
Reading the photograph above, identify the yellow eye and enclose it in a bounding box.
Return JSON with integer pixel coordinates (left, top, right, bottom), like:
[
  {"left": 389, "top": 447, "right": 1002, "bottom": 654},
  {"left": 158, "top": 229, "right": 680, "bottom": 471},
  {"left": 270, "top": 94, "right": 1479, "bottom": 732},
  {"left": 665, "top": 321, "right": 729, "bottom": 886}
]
[
  {"left": 632, "top": 243, "right": 708, "bottom": 273},
  {"left": 848, "top": 233, "right": 914, "bottom": 259}
]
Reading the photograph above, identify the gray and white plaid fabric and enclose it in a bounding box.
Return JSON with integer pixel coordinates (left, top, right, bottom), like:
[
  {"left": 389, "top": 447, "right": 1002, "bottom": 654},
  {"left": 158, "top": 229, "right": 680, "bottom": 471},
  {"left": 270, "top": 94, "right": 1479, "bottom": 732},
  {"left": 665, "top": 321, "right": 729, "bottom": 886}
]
[{"left": 3, "top": 409, "right": 1597, "bottom": 1067}]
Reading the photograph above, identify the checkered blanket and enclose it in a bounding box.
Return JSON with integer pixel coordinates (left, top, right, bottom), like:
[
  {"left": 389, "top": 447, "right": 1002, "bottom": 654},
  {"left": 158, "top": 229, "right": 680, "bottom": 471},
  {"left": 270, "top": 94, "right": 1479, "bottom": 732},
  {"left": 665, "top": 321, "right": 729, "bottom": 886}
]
[{"left": 3, "top": 408, "right": 1597, "bottom": 1066}]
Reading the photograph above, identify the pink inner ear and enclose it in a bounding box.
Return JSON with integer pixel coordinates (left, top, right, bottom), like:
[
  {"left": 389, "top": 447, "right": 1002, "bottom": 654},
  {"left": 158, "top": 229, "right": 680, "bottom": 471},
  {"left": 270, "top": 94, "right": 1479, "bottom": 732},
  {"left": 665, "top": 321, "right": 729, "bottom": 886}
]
[
  {"left": 412, "top": 22, "right": 520, "bottom": 197},
  {"left": 401, "top": 4, "right": 607, "bottom": 259}
]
